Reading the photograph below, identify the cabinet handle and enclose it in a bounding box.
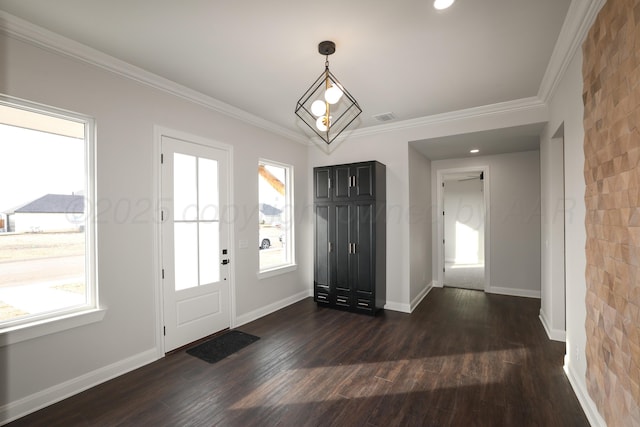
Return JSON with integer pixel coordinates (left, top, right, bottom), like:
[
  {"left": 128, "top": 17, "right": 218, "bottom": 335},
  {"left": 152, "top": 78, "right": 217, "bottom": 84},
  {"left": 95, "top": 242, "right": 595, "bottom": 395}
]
[
  {"left": 328, "top": 177, "right": 331, "bottom": 189},
  {"left": 328, "top": 242, "right": 333, "bottom": 252},
  {"left": 358, "top": 302, "right": 369, "bottom": 307}
]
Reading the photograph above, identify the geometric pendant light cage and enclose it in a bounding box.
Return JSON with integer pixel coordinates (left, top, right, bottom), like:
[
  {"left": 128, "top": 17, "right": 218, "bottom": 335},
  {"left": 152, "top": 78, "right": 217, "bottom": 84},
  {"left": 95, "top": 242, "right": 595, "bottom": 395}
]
[{"left": 295, "top": 41, "right": 362, "bottom": 144}]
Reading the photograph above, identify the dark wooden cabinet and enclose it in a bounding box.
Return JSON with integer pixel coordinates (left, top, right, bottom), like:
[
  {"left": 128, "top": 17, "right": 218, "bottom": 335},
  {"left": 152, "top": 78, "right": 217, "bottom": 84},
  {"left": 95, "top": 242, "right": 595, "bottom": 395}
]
[{"left": 313, "top": 161, "right": 386, "bottom": 314}]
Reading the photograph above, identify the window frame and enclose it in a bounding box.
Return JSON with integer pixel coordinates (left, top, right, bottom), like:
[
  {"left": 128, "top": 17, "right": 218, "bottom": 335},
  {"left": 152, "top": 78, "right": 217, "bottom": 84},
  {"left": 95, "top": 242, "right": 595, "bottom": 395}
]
[
  {"left": 257, "top": 158, "right": 296, "bottom": 278},
  {"left": 0, "top": 95, "right": 102, "bottom": 346}
]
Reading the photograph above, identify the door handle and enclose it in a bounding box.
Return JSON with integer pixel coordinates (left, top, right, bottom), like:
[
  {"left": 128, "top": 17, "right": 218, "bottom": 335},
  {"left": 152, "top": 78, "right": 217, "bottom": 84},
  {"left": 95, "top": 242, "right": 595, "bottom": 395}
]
[{"left": 221, "top": 259, "right": 230, "bottom": 265}]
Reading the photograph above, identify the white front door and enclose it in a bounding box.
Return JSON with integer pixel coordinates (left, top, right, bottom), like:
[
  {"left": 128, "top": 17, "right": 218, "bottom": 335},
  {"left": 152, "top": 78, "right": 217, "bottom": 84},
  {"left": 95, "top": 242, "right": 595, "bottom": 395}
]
[{"left": 161, "top": 135, "right": 230, "bottom": 352}]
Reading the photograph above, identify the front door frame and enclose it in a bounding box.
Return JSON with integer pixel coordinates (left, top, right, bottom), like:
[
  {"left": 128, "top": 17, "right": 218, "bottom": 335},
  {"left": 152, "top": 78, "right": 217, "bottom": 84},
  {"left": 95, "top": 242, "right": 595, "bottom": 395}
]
[
  {"left": 436, "top": 166, "right": 491, "bottom": 292},
  {"left": 153, "top": 125, "right": 236, "bottom": 357}
]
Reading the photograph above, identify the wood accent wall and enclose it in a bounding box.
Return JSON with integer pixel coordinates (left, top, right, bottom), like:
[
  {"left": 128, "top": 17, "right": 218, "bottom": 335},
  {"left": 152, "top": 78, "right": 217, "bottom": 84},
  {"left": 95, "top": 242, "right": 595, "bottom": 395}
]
[{"left": 583, "top": 0, "right": 640, "bottom": 425}]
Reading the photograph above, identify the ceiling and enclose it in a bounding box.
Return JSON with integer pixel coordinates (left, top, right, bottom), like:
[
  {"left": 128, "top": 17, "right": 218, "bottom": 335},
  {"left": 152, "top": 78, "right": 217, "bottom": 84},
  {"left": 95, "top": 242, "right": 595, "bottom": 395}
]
[
  {"left": 410, "top": 122, "right": 546, "bottom": 160},
  {"left": 0, "top": 0, "right": 571, "bottom": 159}
]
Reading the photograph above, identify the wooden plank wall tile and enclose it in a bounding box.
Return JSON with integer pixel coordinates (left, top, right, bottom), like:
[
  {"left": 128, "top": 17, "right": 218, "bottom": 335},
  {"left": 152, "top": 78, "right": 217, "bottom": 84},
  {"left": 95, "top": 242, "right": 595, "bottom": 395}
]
[{"left": 583, "top": 0, "right": 640, "bottom": 425}]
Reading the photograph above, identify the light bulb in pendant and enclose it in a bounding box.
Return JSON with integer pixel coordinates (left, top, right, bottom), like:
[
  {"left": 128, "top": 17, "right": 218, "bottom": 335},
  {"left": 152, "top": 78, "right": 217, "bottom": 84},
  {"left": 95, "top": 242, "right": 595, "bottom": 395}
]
[
  {"left": 324, "top": 84, "right": 343, "bottom": 104},
  {"left": 316, "top": 115, "right": 331, "bottom": 132},
  {"left": 310, "top": 99, "right": 326, "bottom": 117}
]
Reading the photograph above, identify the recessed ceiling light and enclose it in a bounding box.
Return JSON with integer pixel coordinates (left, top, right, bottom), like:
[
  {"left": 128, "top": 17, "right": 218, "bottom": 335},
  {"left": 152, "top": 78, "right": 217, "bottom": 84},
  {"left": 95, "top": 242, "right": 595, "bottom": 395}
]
[
  {"left": 470, "top": 149, "right": 479, "bottom": 154},
  {"left": 434, "top": 0, "right": 455, "bottom": 10}
]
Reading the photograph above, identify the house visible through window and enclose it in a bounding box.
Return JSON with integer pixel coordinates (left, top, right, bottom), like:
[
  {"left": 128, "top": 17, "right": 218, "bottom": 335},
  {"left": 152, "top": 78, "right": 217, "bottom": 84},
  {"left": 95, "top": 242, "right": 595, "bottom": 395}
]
[
  {"left": 258, "top": 160, "right": 294, "bottom": 272},
  {"left": 0, "top": 98, "right": 96, "bottom": 328}
]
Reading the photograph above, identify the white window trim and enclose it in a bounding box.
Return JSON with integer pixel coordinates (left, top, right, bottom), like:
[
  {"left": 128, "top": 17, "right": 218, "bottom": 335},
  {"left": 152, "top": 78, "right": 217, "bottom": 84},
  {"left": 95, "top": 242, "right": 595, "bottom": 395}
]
[
  {"left": 257, "top": 264, "right": 298, "bottom": 280},
  {"left": 0, "top": 95, "right": 102, "bottom": 343},
  {"left": 258, "top": 158, "right": 295, "bottom": 275},
  {"left": 0, "top": 308, "right": 106, "bottom": 347}
]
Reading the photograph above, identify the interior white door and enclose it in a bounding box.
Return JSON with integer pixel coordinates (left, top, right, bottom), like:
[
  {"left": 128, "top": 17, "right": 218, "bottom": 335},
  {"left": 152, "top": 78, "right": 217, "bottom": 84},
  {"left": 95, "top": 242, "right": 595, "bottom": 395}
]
[{"left": 161, "top": 135, "right": 230, "bottom": 352}]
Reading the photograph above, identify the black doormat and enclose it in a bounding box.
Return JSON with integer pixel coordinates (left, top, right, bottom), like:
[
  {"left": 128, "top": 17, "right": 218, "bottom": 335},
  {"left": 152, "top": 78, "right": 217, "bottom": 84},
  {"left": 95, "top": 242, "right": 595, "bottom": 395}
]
[{"left": 186, "top": 330, "right": 260, "bottom": 364}]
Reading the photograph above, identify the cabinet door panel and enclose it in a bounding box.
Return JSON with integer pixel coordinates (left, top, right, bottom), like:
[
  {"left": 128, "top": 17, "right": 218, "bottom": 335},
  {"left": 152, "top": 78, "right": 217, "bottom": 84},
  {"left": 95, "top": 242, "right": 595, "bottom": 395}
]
[
  {"left": 314, "top": 167, "right": 331, "bottom": 201},
  {"left": 354, "top": 164, "right": 374, "bottom": 199},
  {"left": 353, "top": 203, "right": 374, "bottom": 295},
  {"left": 334, "top": 165, "right": 352, "bottom": 200},
  {"left": 333, "top": 204, "right": 351, "bottom": 292},
  {"left": 314, "top": 204, "right": 330, "bottom": 289}
]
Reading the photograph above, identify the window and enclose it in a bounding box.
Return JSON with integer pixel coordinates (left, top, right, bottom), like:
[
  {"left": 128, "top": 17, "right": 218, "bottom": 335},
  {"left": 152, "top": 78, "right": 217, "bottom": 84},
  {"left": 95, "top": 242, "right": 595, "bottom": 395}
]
[
  {"left": 258, "top": 160, "right": 294, "bottom": 273},
  {"left": 0, "top": 97, "right": 97, "bottom": 332}
]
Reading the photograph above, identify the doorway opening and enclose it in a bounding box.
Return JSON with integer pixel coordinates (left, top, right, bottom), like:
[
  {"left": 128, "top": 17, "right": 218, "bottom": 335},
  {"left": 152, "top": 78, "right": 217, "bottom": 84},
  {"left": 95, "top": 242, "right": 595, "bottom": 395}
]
[{"left": 437, "top": 167, "right": 490, "bottom": 292}]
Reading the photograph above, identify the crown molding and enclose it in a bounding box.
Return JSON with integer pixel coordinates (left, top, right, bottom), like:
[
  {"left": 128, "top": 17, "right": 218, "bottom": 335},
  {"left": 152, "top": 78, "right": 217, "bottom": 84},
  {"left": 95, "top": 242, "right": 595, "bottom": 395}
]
[
  {"left": 538, "top": 0, "right": 606, "bottom": 103},
  {"left": 347, "top": 96, "right": 547, "bottom": 139},
  {"left": 0, "top": 11, "right": 309, "bottom": 146}
]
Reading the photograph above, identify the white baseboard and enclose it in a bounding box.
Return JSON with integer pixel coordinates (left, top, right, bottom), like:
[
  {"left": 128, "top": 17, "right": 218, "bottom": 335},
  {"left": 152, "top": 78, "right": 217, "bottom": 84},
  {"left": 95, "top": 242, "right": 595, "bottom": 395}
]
[
  {"left": 378, "top": 281, "right": 434, "bottom": 314},
  {"left": 487, "top": 286, "right": 540, "bottom": 299},
  {"left": 0, "top": 348, "right": 158, "bottom": 425},
  {"left": 539, "top": 309, "right": 566, "bottom": 342},
  {"left": 410, "top": 281, "right": 433, "bottom": 312},
  {"left": 564, "top": 356, "right": 607, "bottom": 427},
  {"left": 234, "top": 289, "right": 311, "bottom": 327},
  {"left": 384, "top": 300, "right": 411, "bottom": 313}
]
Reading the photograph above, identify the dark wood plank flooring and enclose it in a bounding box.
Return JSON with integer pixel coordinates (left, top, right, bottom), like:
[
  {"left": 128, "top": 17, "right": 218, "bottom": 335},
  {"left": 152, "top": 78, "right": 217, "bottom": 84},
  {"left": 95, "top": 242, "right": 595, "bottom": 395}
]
[{"left": 8, "top": 288, "right": 589, "bottom": 426}]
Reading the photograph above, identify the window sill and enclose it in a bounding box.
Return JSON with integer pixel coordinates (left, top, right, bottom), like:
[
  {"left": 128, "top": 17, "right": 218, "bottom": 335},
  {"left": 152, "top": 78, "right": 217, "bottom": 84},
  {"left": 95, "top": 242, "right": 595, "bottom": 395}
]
[
  {"left": 257, "top": 264, "right": 297, "bottom": 280},
  {"left": 0, "top": 307, "right": 106, "bottom": 347}
]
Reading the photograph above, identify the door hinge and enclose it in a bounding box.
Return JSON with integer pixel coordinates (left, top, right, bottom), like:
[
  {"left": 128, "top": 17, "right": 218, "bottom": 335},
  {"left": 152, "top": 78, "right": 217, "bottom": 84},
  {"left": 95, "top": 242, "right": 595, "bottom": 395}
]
[
  {"left": 161, "top": 210, "right": 164, "bottom": 221},
  {"left": 162, "top": 269, "right": 165, "bottom": 279},
  {"left": 163, "top": 326, "right": 166, "bottom": 336},
  {"left": 161, "top": 153, "right": 164, "bottom": 164},
  {"left": 442, "top": 182, "right": 445, "bottom": 187},
  {"left": 443, "top": 267, "right": 446, "bottom": 273}
]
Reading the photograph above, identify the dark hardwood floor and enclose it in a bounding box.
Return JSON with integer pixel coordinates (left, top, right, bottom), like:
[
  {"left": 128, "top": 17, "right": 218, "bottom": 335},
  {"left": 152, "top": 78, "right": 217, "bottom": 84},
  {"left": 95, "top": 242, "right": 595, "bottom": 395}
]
[{"left": 8, "top": 288, "right": 589, "bottom": 426}]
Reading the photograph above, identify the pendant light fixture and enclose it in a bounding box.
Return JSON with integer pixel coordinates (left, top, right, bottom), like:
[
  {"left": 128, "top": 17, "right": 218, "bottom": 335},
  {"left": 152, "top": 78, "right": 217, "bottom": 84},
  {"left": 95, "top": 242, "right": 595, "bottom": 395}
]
[{"left": 295, "top": 41, "right": 362, "bottom": 145}]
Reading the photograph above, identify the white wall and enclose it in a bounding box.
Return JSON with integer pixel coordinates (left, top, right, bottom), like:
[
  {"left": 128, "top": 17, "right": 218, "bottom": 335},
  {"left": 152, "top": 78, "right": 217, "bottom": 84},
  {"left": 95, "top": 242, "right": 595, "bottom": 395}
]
[
  {"left": 408, "top": 145, "right": 432, "bottom": 308},
  {"left": 0, "top": 31, "right": 311, "bottom": 420},
  {"left": 433, "top": 151, "right": 541, "bottom": 298},
  {"left": 541, "top": 48, "right": 602, "bottom": 422},
  {"left": 443, "top": 178, "right": 485, "bottom": 264}
]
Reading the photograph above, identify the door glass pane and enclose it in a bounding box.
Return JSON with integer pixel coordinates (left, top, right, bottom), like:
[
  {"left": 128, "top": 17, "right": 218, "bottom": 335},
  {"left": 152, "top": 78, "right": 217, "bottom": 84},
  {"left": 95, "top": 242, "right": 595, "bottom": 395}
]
[
  {"left": 174, "top": 222, "right": 198, "bottom": 290},
  {"left": 199, "top": 222, "right": 220, "bottom": 284},
  {"left": 198, "top": 157, "right": 219, "bottom": 221},
  {"left": 174, "top": 153, "right": 197, "bottom": 221}
]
